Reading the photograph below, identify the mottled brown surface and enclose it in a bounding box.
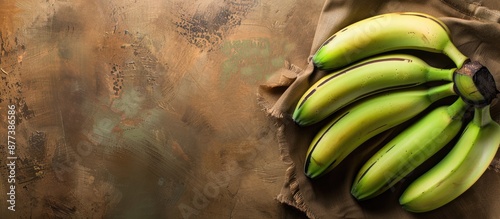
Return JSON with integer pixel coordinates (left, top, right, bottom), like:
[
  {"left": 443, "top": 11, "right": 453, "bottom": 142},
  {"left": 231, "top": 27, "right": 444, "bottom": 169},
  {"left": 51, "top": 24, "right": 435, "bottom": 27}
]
[
  {"left": 3, "top": 0, "right": 500, "bottom": 218},
  {"left": 0, "top": 0, "right": 322, "bottom": 218}
]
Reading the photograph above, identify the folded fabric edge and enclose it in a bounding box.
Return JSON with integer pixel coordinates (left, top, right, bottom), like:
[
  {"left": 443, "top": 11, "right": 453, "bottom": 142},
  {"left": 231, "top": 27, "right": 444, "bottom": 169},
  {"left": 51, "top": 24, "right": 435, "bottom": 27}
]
[
  {"left": 440, "top": 0, "right": 500, "bottom": 22},
  {"left": 254, "top": 95, "right": 318, "bottom": 219},
  {"left": 259, "top": 61, "right": 303, "bottom": 91},
  {"left": 256, "top": 60, "right": 305, "bottom": 118},
  {"left": 266, "top": 62, "right": 315, "bottom": 119},
  {"left": 274, "top": 123, "right": 318, "bottom": 219}
]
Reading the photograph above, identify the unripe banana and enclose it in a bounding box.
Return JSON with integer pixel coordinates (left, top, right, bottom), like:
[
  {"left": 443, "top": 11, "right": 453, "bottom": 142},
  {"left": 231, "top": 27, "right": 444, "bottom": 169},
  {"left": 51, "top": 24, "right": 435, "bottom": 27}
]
[
  {"left": 313, "top": 12, "right": 468, "bottom": 70},
  {"left": 351, "top": 98, "right": 468, "bottom": 200},
  {"left": 304, "top": 83, "right": 456, "bottom": 178},
  {"left": 399, "top": 105, "right": 500, "bottom": 212},
  {"left": 293, "top": 53, "right": 455, "bottom": 126}
]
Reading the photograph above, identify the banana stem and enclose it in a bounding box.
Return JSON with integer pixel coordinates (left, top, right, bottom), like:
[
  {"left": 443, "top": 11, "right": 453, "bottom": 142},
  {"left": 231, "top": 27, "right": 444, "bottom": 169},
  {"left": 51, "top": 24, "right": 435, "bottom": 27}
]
[
  {"left": 426, "top": 83, "right": 456, "bottom": 103},
  {"left": 443, "top": 42, "right": 469, "bottom": 69},
  {"left": 446, "top": 98, "right": 468, "bottom": 119},
  {"left": 473, "top": 105, "right": 493, "bottom": 127},
  {"left": 426, "top": 67, "right": 456, "bottom": 82}
]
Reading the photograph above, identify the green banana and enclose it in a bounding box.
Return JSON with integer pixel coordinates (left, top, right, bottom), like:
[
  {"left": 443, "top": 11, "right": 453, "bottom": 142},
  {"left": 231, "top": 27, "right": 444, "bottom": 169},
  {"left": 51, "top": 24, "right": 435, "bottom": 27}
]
[
  {"left": 313, "top": 12, "right": 468, "bottom": 70},
  {"left": 304, "top": 83, "right": 456, "bottom": 179},
  {"left": 351, "top": 98, "right": 468, "bottom": 200},
  {"left": 293, "top": 53, "right": 455, "bottom": 126},
  {"left": 399, "top": 105, "right": 500, "bottom": 212}
]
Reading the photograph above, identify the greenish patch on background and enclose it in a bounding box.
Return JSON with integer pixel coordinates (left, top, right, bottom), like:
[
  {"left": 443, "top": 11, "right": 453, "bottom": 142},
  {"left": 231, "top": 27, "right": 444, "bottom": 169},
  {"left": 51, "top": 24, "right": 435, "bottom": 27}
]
[
  {"left": 121, "top": 108, "right": 165, "bottom": 144},
  {"left": 90, "top": 113, "right": 121, "bottom": 147},
  {"left": 112, "top": 87, "right": 146, "bottom": 118},
  {"left": 141, "top": 108, "right": 164, "bottom": 126},
  {"left": 93, "top": 117, "right": 118, "bottom": 137},
  {"left": 220, "top": 38, "right": 285, "bottom": 87}
]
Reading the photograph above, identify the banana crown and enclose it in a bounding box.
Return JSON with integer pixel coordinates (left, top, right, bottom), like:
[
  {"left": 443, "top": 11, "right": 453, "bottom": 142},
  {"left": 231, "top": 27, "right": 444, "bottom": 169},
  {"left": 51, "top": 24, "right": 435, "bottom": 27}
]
[{"left": 453, "top": 61, "right": 499, "bottom": 106}]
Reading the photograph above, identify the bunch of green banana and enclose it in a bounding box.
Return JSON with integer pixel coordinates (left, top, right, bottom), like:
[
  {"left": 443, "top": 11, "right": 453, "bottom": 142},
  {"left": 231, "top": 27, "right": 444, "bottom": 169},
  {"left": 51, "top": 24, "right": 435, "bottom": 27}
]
[
  {"left": 399, "top": 105, "right": 500, "bottom": 212},
  {"left": 293, "top": 53, "right": 455, "bottom": 126},
  {"left": 293, "top": 11, "right": 500, "bottom": 213},
  {"left": 351, "top": 98, "right": 468, "bottom": 200},
  {"left": 305, "top": 83, "right": 456, "bottom": 178},
  {"left": 294, "top": 12, "right": 471, "bottom": 126}
]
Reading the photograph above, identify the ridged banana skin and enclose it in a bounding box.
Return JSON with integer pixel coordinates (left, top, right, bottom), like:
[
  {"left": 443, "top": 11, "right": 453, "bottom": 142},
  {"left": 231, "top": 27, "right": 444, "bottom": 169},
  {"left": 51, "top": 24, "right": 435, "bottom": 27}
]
[
  {"left": 313, "top": 12, "right": 468, "bottom": 70},
  {"left": 351, "top": 99, "right": 467, "bottom": 200},
  {"left": 304, "top": 83, "right": 456, "bottom": 178},
  {"left": 293, "top": 53, "right": 455, "bottom": 126},
  {"left": 399, "top": 106, "right": 500, "bottom": 213}
]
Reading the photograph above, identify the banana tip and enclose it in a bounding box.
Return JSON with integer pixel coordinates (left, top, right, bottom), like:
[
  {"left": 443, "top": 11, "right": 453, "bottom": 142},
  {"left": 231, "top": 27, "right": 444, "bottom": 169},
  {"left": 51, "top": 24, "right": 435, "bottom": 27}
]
[
  {"left": 293, "top": 118, "right": 309, "bottom": 127},
  {"left": 304, "top": 168, "right": 319, "bottom": 179},
  {"left": 350, "top": 188, "right": 369, "bottom": 201},
  {"left": 399, "top": 197, "right": 430, "bottom": 213},
  {"left": 350, "top": 188, "right": 361, "bottom": 200},
  {"left": 400, "top": 204, "right": 431, "bottom": 213},
  {"left": 304, "top": 160, "right": 322, "bottom": 179}
]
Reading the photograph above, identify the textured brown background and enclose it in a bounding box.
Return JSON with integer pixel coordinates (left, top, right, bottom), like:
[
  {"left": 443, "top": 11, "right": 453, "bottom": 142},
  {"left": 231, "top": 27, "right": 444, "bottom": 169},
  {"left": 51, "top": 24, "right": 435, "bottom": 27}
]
[
  {"left": 0, "top": 0, "right": 323, "bottom": 218},
  {"left": 2, "top": 0, "right": 500, "bottom": 219}
]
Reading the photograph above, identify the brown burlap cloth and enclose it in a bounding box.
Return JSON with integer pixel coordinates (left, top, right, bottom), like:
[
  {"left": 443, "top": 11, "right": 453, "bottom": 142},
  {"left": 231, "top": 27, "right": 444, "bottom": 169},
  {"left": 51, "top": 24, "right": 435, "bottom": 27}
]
[{"left": 257, "top": 0, "right": 500, "bottom": 218}]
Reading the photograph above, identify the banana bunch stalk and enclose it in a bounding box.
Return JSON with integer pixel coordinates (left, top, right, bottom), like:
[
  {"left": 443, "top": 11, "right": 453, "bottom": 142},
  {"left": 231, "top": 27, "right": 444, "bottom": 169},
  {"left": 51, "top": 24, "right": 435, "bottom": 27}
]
[{"left": 294, "top": 11, "right": 500, "bottom": 213}]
